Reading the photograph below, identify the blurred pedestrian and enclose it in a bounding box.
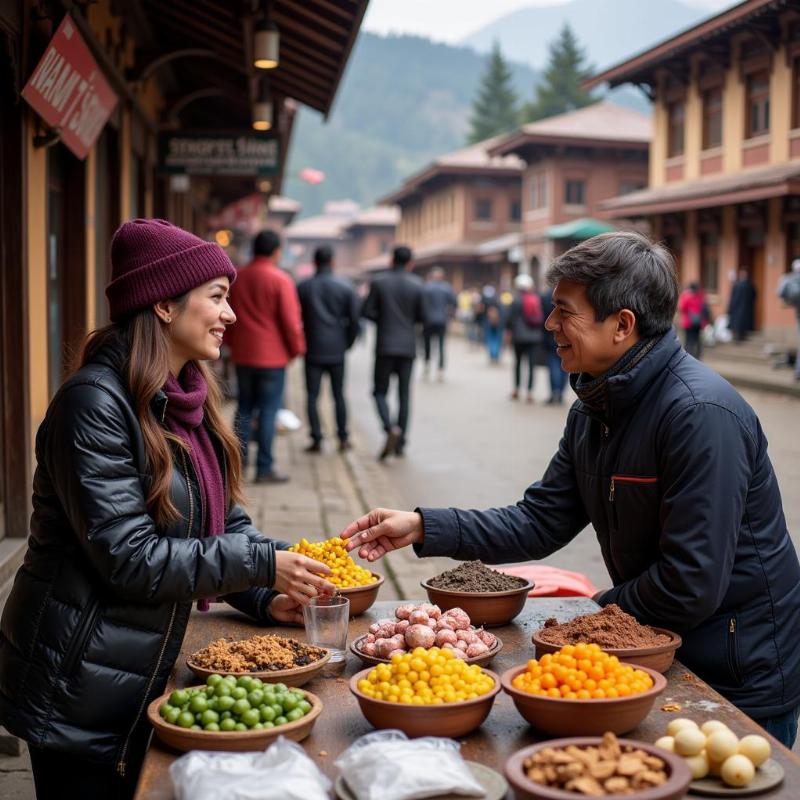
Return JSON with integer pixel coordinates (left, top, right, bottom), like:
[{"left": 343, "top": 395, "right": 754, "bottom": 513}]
[
  {"left": 728, "top": 269, "right": 756, "bottom": 342},
  {"left": 297, "top": 246, "right": 360, "bottom": 453},
  {"left": 506, "top": 273, "right": 543, "bottom": 402},
  {"left": 361, "top": 245, "right": 426, "bottom": 460},
  {"left": 227, "top": 229, "right": 305, "bottom": 483},
  {"left": 778, "top": 259, "right": 800, "bottom": 382},
  {"left": 470, "top": 286, "right": 485, "bottom": 346},
  {"left": 482, "top": 285, "right": 503, "bottom": 364},
  {"left": 540, "top": 286, "right": 567, "bottom": 404},
  {"left": 422, "top": 266, "right": 456, "bottom": 380},
  {"left": 678, "top": 281, "right": 710, "bottom": 360}
]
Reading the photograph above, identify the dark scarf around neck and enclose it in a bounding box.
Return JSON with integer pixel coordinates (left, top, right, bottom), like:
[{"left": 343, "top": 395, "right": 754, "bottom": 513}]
[
  {"left": 570, "top": 336, "right": 659, "bottom": 415},
  {"left": 162, "top": 362, "right": 226, "bottom": 611}
]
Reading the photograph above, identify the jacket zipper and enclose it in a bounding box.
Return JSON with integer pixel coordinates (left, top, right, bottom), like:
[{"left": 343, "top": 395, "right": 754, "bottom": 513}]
[
  {"left": 727, "top": 616, "right": 743, "bottom": 684},
  {"left": 116, "top": 447, "right": 195, "bottom": 777},
  {"left": 608, "top": 475, "right": 658, "bottom": 502},
  {"left": 61, "top": 598, "right": 100, "bottom": 677}
]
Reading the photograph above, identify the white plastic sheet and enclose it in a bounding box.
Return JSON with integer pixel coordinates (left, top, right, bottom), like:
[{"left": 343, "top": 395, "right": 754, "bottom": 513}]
[
  {"left": 169, "top": 736, "right": 331, "bottom": 800},
  {"left": 335, "top": 730, "right": 485, "bottom": 800}
]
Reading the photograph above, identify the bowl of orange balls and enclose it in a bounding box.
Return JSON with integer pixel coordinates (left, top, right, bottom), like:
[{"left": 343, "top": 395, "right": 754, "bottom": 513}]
[
  {"left": 500, "top": 643, "right": 666, "bottom": 736},
  {"left": 288, "top": 538, "right": 383, "bottom": 616},
  {"left": 350, "top": 647, "right": 501, "bottom": 738}
]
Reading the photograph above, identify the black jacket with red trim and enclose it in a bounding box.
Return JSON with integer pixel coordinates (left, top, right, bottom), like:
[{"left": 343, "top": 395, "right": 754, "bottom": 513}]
[{"left": 416, "top": 329, "right": 800, "bottom": 718}]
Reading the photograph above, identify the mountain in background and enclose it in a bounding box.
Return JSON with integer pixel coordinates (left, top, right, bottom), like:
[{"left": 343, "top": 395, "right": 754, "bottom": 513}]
[
  {"left": 285, "top": 0, "right": 716, "bottom": 218},
  {"left": 462, "top": 0, "right": 708, "bottom": 71},
  {"left": 283, "top": 33, "right": 538, "bottom": 218}
]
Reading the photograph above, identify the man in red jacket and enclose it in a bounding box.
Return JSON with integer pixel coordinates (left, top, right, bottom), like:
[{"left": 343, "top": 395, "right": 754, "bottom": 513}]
[{"left": 227, "top": 230, "right": 306, "bottom": 483}]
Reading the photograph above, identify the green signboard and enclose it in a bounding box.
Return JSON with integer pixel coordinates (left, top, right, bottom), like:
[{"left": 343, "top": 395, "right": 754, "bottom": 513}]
[{"left": 159, "top": 131, "right": 279, "bottom": 176}]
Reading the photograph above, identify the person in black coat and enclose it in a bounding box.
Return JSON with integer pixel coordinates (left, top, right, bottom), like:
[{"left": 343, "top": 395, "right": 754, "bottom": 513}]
[
  {"left": 421, "top": 267, "right": 457, "bottom": 379},
  {"left": 505, "top": 273, "right": 544, "bottom": 403},
  {"left": 0, "top": 220, "right": 334, "bottom": 799},
  {"left": 297, "top": 246, "right": 360, "bottom": 452},
  {"left": 361, "top": 245, "right": 426, "bottom": 460},
  {"left": 728, "top": 268, "right": 757, "bottom": 342},
  {"left": 340, "top": 232, "right": 800, "bottom": 748}
]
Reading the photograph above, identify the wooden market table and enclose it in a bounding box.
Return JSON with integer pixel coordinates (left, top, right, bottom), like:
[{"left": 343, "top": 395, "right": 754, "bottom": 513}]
[{"left": 134, "top": 598, "right": 800, "bottom": 799}]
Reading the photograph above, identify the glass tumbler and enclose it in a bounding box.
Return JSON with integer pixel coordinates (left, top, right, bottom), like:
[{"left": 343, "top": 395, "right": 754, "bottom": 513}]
[{"left": 302, "top": 594, "right": 350, "bottom": 662}]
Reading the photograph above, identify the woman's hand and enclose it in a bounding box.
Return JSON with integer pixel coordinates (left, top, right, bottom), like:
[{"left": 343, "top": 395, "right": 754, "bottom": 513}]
[
  {"left": 268, "top": 593, "right": 304, "bottom": 625},
  {"left": 340, "top": 509, "right": 423, "bottom": 561},
  {"left": 273, "top": 551, "right": 336, "bottom": 606}
]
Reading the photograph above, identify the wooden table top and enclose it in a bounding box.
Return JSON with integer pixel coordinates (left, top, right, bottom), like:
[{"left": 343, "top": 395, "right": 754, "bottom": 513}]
[{"left": 134, "top": 598, "right": 800, "bottom": 799}]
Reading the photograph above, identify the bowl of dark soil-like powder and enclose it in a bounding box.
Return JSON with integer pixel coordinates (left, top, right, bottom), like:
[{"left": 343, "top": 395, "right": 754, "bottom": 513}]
[
  {"left": 422, "top": 561, "right": 534, "bottom": 627},
  {"left": 532, "top": 605, "right": 681, "bottom": 673}
]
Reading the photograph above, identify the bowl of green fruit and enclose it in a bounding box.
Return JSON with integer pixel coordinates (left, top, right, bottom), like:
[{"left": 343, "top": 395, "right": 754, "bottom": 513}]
[{"left": 147, "top": 673, "right": 323, "bottom": 752}]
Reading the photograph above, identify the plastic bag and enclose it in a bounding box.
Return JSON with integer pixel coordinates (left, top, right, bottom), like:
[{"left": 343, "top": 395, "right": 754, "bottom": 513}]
[
  {"left": 334, "top": 730, "right": 484, "bottom": 800},
  {"left": 169, "top": 736, "right": 331, "bottom": 800},
  {"left": 276, "top": 408, "right": 302, "bottom": 433}
]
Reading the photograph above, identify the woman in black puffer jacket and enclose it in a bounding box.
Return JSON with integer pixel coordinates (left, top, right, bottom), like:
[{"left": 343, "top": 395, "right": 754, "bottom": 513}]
[{"left": 0, "top": 219, "right": 333, "bottom": 800}]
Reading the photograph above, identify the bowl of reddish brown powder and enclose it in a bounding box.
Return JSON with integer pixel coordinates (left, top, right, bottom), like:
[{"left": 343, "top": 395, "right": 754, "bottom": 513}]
[{"left": 532, "top": 605, "right": 681, "bottom": 674}]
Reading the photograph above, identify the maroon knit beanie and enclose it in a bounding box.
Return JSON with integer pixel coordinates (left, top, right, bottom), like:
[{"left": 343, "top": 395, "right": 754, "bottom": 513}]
[{"left": 105, "top": 218, "right": 237, "bottom": 322}]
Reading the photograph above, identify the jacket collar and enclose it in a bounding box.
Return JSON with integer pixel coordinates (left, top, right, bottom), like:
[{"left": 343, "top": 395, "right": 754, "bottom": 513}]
[{"left": 576, "top": 329, "right": 683, "bottom": 425}]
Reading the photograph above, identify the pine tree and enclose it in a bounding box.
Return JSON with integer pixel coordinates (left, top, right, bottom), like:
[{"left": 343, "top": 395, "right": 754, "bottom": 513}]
[
  {"left": 467, "top": 41, "right": 520, "bottom": 144},
  {"left": 522, "top": 24, "right": 597, "bottom": 123}
]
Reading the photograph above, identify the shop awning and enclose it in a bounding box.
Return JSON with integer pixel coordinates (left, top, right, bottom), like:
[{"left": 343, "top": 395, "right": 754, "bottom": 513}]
[{"left": 545, "top": 218, "right": 615, "bottom": 240}]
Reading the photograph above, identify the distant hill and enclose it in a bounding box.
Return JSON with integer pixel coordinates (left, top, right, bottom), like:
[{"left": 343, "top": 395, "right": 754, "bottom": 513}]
[
  {"left": 285, "top": 0, "right": 722, "bottom": 219},
  {"left": 283, "top": 33, "right": 539, "bottom": 218},
  {"left": 462, "top": 0, "right": 709, "bottom": 71}
]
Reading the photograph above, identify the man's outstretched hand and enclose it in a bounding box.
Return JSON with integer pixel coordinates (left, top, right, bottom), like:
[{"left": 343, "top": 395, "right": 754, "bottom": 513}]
[{"left": 340, "top": 508, "right": 424, "bottom": 561}]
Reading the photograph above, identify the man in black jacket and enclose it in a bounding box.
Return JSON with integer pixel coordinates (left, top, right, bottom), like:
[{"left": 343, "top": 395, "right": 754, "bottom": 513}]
[
  {"left": 361, "top": 245, "right": 426, "bottom": 460},
  {"left": 297, "top": 246, "right": 360, "bottom": 452},
  {"left": 341, "top": 232, "right": 800, "bottom": 747}
]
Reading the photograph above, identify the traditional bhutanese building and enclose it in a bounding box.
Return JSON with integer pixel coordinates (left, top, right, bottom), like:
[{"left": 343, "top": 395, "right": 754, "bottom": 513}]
[
  {"left": 488, "top": 102, "right": 651, "bottom": 283},
  {"left": 588, "top": 0, "right": 800, "bottom": 337}
]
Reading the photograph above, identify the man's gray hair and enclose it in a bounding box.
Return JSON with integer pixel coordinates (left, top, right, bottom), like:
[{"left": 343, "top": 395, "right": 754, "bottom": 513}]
[{"left": 546, "top": 231, "right": 679, "bottom": 338}]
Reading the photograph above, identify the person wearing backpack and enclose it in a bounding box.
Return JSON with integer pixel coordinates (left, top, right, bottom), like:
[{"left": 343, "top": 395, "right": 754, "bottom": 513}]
[
  {"left": 778, "top": 259, "right": 800, "bottom": 381},
  {"left": 678, "top": 281, "right": 711, "bottom": 360},
  {"left": 506, "top": 273, "right": 543, "bottom": 402}
]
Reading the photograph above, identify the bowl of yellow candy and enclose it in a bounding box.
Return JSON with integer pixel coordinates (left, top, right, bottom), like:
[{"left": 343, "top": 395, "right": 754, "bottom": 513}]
[
  {"left": 350, "top": 647, "right": 500, "bottom": 738},
  {"left": 289, "top": 538, "right": 383, "bottom": 616}
]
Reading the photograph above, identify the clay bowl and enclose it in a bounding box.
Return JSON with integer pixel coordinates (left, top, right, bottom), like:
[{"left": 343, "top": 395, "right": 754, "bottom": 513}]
[
  {"left": 500, "top": 662, "right": 667, "bottom": 736},
  {"left": 147, "top": 685, "right": 323, "bottom": 753},
  {"left": 421, "top": 579, "right": 534, "bottom": 627},
  {"left": 505, "top": 737, "right": 691, "bottom": 800},
  {"left": 349, "top": 634, "right": 503, "bottom": 668},
  {"left": 349, "top": 666, "right": 501, "bottom": 738},
  {"left": 187, "top": 648, "right": 331, "bottom": 688},
  {"left": 337, "top": 573, "right": 384, "bottom": 616},
  {"left": 532, "top": 628, "right": 682, "bottom": 674}
]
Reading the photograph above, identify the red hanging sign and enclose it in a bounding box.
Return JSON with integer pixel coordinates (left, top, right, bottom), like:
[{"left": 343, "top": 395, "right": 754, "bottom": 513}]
[{"left": 22, "top": 14, "right": 118, "bottom": 159}]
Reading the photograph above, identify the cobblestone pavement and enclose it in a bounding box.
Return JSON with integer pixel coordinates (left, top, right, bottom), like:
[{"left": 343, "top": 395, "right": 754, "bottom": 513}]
[{"left": 3, "top": 333, "right": 798, "bottom": 794}]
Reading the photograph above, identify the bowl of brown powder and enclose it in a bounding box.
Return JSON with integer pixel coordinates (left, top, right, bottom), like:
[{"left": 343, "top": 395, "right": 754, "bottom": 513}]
[
  {"left": 532, "top": 605, "right": 681, "bottom": 674},
  {"left": 188, "top": 635, "right": 331, "bottom": 687},
  {"left": 422, "top": 561, "right": 534, "bottom": 627}
]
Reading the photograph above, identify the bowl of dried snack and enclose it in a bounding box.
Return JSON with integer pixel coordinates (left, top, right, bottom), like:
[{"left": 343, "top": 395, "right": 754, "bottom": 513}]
[
  {"left": 187, "top": 635, "right": 330, "bottom": 687},
  {"left": 350, "top": 647, "right": 500, "bottom": 738},
  {"left": 421, "top": 561, "right": 533, "bottom": 627},
  {"left": 505, "top": 733, "right": 691, "bottom": 800},
  {"left": 289, "top": 537, "right": 383, "bottom": 616},
  {"left": 350, "top": 602, "right": 502, "bottom": 666},
  {"left": 501, "top": 645, "right": 666, "bottom": 736},
  {"left": 148, "top": 674, "right": 323, "bottom": 752},
  {"left": 532, "top": 605, "right": 682, "bottom": 674}
]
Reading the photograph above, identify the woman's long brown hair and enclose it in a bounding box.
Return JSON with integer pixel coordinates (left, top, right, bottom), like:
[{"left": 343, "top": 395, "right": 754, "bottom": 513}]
[{"left": 78, "top": 309, "right": 244, "bottom": 527}]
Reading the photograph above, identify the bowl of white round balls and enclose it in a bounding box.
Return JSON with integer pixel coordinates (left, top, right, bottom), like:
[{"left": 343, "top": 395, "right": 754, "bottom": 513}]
[{"left": 654, "top": 717, "right": 782, "bottom": 793}]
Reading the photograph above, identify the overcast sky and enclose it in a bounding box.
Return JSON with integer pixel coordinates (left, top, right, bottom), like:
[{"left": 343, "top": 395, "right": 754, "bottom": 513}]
[{"left": 363, "top": 0, "right": 740, "bottom": 44}]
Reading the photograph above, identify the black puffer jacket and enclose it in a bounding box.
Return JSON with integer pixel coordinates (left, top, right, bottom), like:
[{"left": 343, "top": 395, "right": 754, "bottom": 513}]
[
  {"left": 0, "top": 336, "right": 285, "bottom": 769},
  {"left": 416, "top": 330, "right": 800, "bottom": 717}
]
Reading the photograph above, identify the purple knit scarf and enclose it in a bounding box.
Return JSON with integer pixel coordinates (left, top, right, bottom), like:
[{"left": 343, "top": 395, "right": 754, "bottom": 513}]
[{"left": 163, "top": 363, "right": 226, "bottom": 611}]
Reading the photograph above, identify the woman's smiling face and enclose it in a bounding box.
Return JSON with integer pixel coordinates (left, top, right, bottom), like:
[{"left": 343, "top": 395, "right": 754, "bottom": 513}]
[{"left": 160, "top": 277, "right": 236, "bottom": 368}]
